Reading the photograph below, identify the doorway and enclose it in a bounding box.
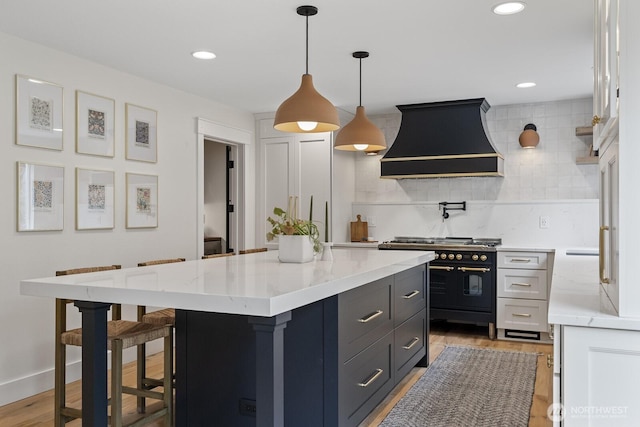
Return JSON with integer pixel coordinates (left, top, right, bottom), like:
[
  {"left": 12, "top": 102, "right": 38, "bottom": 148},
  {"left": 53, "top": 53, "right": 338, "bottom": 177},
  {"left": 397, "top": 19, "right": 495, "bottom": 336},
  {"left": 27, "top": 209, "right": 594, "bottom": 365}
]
[{"left": 204, "top": 139, "right": 237, "bottom": 254}]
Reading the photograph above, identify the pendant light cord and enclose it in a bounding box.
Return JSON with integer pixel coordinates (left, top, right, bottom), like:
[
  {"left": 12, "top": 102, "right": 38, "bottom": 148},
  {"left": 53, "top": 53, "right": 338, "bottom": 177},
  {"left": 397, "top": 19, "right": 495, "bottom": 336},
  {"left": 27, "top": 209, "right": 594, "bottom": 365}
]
[
  {"left": 305, "top": 15, "right": 309, "bottom": 74},
  {"left": 359, "top": 57, "right": 363, "bottom": 107}
]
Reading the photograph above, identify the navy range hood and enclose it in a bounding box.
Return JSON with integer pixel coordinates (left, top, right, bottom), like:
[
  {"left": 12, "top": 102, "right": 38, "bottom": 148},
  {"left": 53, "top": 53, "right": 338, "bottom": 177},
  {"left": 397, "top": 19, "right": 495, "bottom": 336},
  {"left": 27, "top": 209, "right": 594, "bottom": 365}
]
[{"left": 380, "top": 98, "right": 504, "bottom": 178}]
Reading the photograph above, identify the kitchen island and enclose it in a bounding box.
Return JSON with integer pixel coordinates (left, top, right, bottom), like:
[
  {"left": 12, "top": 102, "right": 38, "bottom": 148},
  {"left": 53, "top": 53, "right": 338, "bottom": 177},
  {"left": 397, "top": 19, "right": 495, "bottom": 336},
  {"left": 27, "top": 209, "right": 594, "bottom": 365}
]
[{"left": 21, "top": 248, "right": 434, "bottom": 427}]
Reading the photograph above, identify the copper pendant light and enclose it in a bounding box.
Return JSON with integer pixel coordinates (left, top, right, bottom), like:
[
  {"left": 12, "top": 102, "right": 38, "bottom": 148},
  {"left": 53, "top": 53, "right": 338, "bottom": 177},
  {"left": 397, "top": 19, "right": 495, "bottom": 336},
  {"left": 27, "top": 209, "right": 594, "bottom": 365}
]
[
  {"left": 519, "top": 123, "right": 540, "bottom": 149},
  {"left": 274, "top": 5, "right": 339, "bottom": 133},
  {"left": 334, "top": 51, "right": 386, "bottom": 152}
]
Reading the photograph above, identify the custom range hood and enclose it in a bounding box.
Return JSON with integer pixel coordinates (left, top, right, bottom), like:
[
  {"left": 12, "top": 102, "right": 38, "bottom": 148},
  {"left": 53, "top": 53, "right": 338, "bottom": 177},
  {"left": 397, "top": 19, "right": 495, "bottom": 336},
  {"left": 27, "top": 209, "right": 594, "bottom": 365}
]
[{"left": 381, "top": 98, "right": 504, "bottom": 178}]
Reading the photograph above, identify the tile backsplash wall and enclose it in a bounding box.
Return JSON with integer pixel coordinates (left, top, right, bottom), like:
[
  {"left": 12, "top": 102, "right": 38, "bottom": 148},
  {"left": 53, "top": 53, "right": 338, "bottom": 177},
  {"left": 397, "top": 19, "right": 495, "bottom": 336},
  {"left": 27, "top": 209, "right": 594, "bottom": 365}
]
[{"left": 356, "top": 98, "right": 598, "bottom": 203}]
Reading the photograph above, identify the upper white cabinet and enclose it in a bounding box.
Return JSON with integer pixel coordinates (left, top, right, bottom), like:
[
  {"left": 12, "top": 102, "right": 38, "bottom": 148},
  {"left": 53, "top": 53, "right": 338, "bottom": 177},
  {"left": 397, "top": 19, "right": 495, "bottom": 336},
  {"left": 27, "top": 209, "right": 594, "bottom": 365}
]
[
  {"left": 257, "top": 118, "right": 332, "bottom": 248},
  {"left": 592, "top": 0, "right": 619, "bottom": 152},
  {"left": 599, "top": 139, "right": 619, "bottom": 311}
]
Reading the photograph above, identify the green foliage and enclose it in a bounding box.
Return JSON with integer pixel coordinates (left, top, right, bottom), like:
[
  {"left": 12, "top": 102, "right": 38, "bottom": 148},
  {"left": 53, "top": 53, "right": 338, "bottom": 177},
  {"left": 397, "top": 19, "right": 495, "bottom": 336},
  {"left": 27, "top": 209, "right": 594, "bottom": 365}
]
[{"left": 266, "top": 204, "right": 321, "bottom": 253}]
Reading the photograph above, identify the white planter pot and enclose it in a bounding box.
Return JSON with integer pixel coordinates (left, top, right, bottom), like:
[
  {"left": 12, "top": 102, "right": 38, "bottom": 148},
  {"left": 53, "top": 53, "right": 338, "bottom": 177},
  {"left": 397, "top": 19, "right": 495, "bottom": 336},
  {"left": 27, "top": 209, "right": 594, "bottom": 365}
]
[{"left": 278, "top": 235, "right": 315, "bottom": 263}]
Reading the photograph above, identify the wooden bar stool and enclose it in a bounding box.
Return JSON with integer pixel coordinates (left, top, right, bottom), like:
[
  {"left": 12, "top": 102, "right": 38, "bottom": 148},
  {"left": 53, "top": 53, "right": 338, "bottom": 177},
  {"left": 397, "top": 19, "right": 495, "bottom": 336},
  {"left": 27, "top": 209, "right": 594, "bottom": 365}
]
[
  {"left": 136, "top": 258, "right": 185, "bottom": 413},
  {"left": 201, "top": 252, "right": 235, "bottom": 259},
  {"left": 54, "top": 265, "right": 172, "bottom": 427},
  {"left": 238, "top": 248, "right": 268, "bottom": 254}
]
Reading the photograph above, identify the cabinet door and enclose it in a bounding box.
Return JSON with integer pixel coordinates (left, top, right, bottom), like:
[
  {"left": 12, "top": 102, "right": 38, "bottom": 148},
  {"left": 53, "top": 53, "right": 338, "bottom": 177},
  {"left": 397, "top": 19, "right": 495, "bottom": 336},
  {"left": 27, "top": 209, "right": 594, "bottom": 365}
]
[
  {"left": 593, "top": 0, "right": 619, "bottom": 151},
  {"left": 263, "top": 135, "right": 295, "bottom": 220},
  {"left": 563, "top": 326, "right": 640, "bottom": 426},
  {"left": 298, "top": 133, "right": 331, "bottom": 225},
  {"left": 599, "top": 141, "right": 619, "bottom": 311}
]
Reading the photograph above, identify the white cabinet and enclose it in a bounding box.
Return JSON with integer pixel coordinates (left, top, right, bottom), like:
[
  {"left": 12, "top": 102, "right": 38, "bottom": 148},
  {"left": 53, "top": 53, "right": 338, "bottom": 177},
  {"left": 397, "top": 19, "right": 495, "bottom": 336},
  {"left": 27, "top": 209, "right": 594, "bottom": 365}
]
[
  {"left": 593, "top": 0, "right": 619, "bottom": 152},
  {"left": 257, "top": 118, "right": 332, "bottom": 248},
  {"left": 599, "top": 139, "right": 619, "bottom": 311},
  {"left": 497, "top": 250, "right": 554, "bottom": 342},
  {"left": 555, "top": 325, "right": 640, "bottom": 426}
]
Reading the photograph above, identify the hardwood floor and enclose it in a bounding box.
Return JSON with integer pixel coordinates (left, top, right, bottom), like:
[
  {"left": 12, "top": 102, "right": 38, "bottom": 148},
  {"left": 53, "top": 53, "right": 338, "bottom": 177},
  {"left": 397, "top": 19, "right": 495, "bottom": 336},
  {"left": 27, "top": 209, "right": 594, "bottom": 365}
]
[{"left": 0, "top": 322, "right": 552, "bottom": 426}]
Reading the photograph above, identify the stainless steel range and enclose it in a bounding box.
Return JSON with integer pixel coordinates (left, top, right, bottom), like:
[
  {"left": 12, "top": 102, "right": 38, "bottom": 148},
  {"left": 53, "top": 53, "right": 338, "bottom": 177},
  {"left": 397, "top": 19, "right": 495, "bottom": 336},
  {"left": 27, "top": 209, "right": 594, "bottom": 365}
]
[{"left": 379, "top": 237, "right": 501, "bottom": 338}]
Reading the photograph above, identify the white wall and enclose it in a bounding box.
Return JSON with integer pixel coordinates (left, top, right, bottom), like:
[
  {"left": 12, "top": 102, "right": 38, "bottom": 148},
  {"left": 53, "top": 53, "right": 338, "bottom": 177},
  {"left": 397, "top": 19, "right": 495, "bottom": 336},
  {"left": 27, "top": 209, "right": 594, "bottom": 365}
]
[
  {"left": 0, "top": 32, "right": 255, "bottom": 405},
  {"left": 352, "top": 98, "right": 599, "bottom": 248}
]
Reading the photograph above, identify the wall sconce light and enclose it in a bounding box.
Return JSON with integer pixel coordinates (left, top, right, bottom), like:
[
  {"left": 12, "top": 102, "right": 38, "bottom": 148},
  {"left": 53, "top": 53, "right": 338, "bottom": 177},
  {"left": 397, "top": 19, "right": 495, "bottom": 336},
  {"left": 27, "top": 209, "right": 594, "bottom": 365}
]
[
  {"left": 519, "top": 123, "right": 539, "bottom": 149},
  {"left": 274, "top": 5, "right": 340, "bottom": 133}
]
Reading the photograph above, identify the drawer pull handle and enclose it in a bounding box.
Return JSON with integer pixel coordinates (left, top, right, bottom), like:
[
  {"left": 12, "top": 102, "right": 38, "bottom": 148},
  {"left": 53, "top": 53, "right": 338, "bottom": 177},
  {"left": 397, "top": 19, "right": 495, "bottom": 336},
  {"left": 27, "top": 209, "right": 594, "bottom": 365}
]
[
  {"left": 402, "top": 337, "right": 420, "bottom": 350},
  {"left": 512, "top": 313, "right": 532, "bottom": 318},
  {"left": 457, "top": 267, "right": 490, "bottom": 273},
  {"left": 510, "top": 258, "right": 532, "bottom": 263},
  {"left": 403, "top": 290, "right": 420, "bottom": 299},
  {"left": 429, "top": 265, "right": 454, "bottom": 271},
  {"left": 512, "top": 282, "right": 532, "bottom": 287},
  {"left": 357, "top": 368, "right": 383, "bottom": 387},
  {"left": 358, "top": 310, "right": 383, "bottom": 323}
]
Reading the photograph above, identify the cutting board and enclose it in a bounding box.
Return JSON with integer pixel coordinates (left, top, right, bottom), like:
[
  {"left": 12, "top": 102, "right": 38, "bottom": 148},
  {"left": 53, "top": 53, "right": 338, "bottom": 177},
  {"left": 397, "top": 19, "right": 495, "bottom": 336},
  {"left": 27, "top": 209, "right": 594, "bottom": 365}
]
[{"left": 350, "top": 215, "right": 368, "bottom": 242}]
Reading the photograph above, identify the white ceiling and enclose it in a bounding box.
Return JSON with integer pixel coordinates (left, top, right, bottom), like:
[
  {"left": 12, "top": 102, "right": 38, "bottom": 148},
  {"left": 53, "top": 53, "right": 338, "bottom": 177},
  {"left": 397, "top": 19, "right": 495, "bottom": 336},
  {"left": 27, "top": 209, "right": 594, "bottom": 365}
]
[{"left": 0, "top": 0, "right": 593, "bottom": 115}]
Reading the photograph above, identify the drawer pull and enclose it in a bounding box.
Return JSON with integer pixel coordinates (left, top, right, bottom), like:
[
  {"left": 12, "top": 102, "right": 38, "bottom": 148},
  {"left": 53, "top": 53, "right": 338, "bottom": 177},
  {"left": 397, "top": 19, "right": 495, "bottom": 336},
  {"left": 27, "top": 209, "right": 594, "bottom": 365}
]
[
  {"left": 429, "top": 265, "right": 454, "bottom": 271},
  {"left": 402, "top": 337, "right": 420, "bottom": 350},
  {"left": 357, "top": 368, "right": 384, "bottom": 387},
  {"left": 512, "top": 282, "right": 532, "bottom": 287},
  {"left": 458, "top": 267, "right": 490, "bottom": 273},
  {"left": 403, "top": 290, "right": 420, "bottom": 299},
  {"left": 512, "top": 313, "right": 532, "bottom": 318},
  {"left": 358, "top": 310, "right": 383, "bottom": 323},
  {"left": 510, "top": 258, "right": 532, "bottom": 263}
]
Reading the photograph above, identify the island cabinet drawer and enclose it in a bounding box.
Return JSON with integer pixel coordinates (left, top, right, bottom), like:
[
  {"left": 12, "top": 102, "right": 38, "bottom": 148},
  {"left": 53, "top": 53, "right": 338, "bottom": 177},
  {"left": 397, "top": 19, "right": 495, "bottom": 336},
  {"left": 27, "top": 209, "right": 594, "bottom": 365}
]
[
  {"left": 498, "top": 251, "right": 548, "bottom": 270},
  {"left": 497, "top": 298, "right": 548, "bottom": 332},
  {"left": 339, "top": 277, "right": 393, "bottom": 361},
  {"left": 394, "top": 308, "right": 427, "bottom": 380},
  {"left": 394, "top": 264, "right": 427, "bottom": 326},
  {"left": 497, "top": 269, "right": 548, "bottom": 300},
  {"left": 339, "top": 332, "right": 394, "bottom": 427}
]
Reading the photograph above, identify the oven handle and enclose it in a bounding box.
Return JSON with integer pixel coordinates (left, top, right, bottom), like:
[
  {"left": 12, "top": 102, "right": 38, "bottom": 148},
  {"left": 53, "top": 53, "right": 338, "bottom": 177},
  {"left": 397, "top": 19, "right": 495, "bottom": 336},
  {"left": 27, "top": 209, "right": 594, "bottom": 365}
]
[
  {"left": 429, "top": 265, "right": 454, "bottom": 271},
  {"left": 457, "top": 267, "right": 491, "bottom": 273}
]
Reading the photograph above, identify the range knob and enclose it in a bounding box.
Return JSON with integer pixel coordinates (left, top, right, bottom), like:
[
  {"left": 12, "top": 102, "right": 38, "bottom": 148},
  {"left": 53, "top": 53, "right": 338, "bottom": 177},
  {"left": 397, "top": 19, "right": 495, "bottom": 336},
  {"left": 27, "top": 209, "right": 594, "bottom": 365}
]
[
  {"left": 480, "top": 254, "right": 487, "bottom": 261},
  {"left": 440, "top": 253, "right": 447, "bottom": 260},
  {"left": 456, "top": 254, "right": 463, "bottom": 260},
  {"left": 448, "top": 253, "right": 455, "bottom": 260},
  {"left": 472, "top": 254, "right": 479, "bottom": 261}
]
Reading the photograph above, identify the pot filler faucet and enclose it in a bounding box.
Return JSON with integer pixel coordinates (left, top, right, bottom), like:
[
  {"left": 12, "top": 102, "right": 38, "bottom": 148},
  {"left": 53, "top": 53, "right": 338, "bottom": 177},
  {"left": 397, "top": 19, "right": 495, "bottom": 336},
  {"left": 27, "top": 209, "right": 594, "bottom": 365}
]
[{"left": 438, "top": 201, "right": 466, "bottom": 221}]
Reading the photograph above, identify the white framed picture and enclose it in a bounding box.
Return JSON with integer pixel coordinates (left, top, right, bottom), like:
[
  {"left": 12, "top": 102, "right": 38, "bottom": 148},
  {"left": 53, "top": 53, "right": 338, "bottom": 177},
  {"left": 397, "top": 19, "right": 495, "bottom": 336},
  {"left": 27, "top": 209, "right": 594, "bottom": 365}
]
[
  {"left": 125, "top": 103, "right": 157, "bottom": 163},
  {"left": 15, "top": 75, "right": 64, "bottom": 150},
  {"left": 126, "top": 173, "right": 158, "bottom": 228},
  {"left": 76, "top": 168, "right": 115, "bottom": 230},
  {"left": 76, "top": 91, "right": 115, "bottom": 157},
  {"left": 17, "top": 162, "right": 64, "bottom": 231}
]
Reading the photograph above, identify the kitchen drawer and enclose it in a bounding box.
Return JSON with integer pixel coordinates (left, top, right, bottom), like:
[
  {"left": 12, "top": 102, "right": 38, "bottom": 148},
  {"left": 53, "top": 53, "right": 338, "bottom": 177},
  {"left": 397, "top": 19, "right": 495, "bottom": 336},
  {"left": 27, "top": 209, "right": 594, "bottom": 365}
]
[
  {"left": 497, "top": 269, "right": 547, "bottom": 300},
  {"left": 498, "top": 251, "right": 548, "bottom": 270},
  {"left": 339, "top": 332, "right": 394, "bottom": 427},
  {"left": 394, "top": 264, "right": 426, "bottom": 325},
  {"left": 394, "top": 308, "right": 427, "bottom": 380},
  {"left": 339, "top": 277, "right": 393, "bottom": 362},
  {"left": 497, "top": 298, "right": 548, "bottom": 332}
]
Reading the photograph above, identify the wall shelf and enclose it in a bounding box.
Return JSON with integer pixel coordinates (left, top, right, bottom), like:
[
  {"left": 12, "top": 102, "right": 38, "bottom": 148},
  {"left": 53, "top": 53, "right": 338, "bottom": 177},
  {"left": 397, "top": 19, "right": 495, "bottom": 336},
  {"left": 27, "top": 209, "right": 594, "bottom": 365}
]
[
  {"left": 576, "top": 156, "right": 599, "bottom": 165},
  {"left": 575, "top": 126, "right": 593, "bottom": 136}
]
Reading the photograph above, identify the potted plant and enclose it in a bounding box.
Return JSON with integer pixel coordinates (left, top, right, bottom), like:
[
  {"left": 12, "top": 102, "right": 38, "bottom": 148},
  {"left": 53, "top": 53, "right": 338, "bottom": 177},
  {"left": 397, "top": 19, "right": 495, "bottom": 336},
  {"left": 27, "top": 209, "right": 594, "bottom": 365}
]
[{"left": 267, "top": 196, "right": 321, "bottom": 263}]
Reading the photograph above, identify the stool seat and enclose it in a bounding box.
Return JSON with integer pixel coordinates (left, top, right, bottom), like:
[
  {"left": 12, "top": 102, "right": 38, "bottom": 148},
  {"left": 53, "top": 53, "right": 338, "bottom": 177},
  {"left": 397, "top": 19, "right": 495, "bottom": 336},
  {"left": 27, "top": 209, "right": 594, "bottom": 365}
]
[
  {"left": 141, "top": 308, "right": 176, "bottom": 326},
  {"left": 61, "top": 320, "right": 170, "bottom": 349}
]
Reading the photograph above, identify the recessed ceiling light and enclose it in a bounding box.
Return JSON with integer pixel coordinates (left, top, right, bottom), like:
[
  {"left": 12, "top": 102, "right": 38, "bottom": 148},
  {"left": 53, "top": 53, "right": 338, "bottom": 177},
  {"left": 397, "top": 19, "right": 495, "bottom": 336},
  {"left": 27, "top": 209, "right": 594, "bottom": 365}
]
[
  {"left": 192, "top": 51, "right": 216, "bottom": 60},
  {"left": 492, "top": 2, "right": 526, "bottom": 15},
  {"left": 516, "top": 82, "right": 536, "bottom": 88}
]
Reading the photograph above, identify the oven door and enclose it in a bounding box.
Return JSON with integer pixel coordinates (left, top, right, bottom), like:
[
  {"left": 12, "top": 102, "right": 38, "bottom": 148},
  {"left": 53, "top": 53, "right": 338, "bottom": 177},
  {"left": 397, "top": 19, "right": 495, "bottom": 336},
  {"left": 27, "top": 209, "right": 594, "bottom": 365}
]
[{"left": 429, "top": 263, "right": 494, "bottom": 312}]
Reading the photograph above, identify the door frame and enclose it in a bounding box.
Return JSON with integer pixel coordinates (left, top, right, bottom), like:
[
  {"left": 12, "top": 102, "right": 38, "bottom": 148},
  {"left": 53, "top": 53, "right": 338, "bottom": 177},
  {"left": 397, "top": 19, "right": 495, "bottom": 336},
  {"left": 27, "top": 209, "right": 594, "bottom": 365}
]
[{"left": 196, "top": 118, "right": 252, "bottom": 258}]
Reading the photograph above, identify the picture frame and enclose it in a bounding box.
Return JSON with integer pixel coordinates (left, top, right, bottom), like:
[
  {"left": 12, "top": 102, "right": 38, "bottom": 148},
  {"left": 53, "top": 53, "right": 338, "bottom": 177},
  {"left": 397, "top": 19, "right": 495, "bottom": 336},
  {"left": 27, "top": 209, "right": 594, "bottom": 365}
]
[
  {"left": 76, "top": 91, "right": 115, "bottom": 157},
  {"left": 17, "top": 162, "right": 64, "bottom": 231},
  {"left": 125, "top": 103, "right": 157, "bottom": 163},
  {"left": 126, "top": 173, "right": 158, "bottom": 228},
  {"left": 76, "top": 168, "right": 115, "bottom": 230},
  {"left": 15, "top": 75, "right": 64, "bottom": 150}
]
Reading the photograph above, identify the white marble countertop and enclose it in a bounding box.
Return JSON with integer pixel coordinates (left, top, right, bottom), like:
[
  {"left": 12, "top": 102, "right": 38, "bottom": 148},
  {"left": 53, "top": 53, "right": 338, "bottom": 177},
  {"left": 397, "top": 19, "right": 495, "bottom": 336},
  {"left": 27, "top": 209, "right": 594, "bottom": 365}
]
[
  {"left": 21, "top": 248, "right": 434, "bottom": 317},
  {"left": 548, "top": 248, "right": 640, "bottom": 330}
]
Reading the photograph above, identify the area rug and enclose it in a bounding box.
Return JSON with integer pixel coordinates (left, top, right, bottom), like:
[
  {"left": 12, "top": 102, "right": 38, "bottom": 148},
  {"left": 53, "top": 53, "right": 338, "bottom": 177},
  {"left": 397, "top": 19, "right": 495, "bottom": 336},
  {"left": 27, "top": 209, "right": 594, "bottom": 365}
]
[{"left": 379, "top": 345, "right": 538, "bottom": 427}]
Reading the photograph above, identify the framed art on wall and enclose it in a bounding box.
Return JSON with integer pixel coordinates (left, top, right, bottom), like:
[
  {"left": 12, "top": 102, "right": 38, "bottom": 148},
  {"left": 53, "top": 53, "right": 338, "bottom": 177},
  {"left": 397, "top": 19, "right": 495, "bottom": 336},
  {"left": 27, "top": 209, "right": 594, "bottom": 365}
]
[
  {"left": 76, "top": 91, "right": 115, "bottom": 157},
  {"left": 76, "top": 168, "right": 115, "bottom": 230},
  {"left": 125, "top": 103, "right": 157, "bottom": 162},
  {"left": 17, "top": 162, "right": 64, "bottom": 231},
  {"left": 15, "top": 75, "right": 64, "bottom": 150},
  {"left": 126, "top": 173, "right": 158, "bottom": 228}
]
